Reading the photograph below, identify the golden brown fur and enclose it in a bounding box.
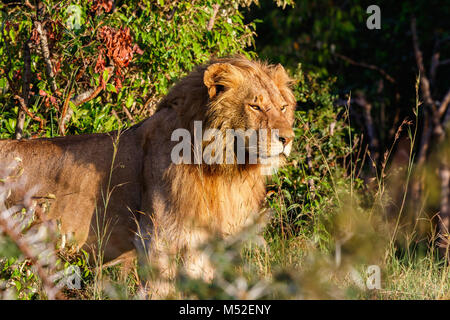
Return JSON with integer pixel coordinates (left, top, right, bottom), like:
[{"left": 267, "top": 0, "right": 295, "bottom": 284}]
[{"left": 0, "top": 56, "right": 295, "bottom": 297}]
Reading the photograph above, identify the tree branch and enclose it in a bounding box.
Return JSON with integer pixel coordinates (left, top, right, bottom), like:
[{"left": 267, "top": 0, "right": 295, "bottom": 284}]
[
  {"left": 411, "top": 17, "right": 433, "bottom": 106},
  {"left": 430, "top": 49, "right": 440, "bottom": 87},
  {"left": 440, "top": 59, "right": 450, "bottom": 66},
  {"left": 354, "top": 93, "right": 380, "bottom": 162},
  {"left": 58, "top": 88, "right": 74, "bottom": 136},
  {"left": 430, "top": 33, "right": 450, "bottom": 86},
  {"left": 0, "top": 217, "right": 65, "bottom": 299},
  {"left": 439, "top": 88, "right": 450, "bottom": 120},
  {"left": 334, "top": 53, "right": 396, "bottom": 84},
  {"left": 122, "top": 105, "right": 135, "bottom": 123},
  {"left": 304, "top": 122, "right": 315, "bottom": 199},
  {"left": 438, "top": 162, "right": 450, "bottom": 255},
  {"left": 411, "top": 17, "right": 444, "bottom": 140},
  {"left": 58, "top": 66, "right": 114, "bottom": 135},
  {"left": 24, "top": 0, "right": 35, "bottom": 10},
  {"left": 14, "top": 95, "right": 45, "bottom": 135},
  {"left": 34, "top": 20, "right": 58, "bottom": 94},
  {"left": 34, "top": 2, "right": 58, "bottom": 95},
  {"left": 207, "top": 4, "right": 220, "bottom": 31},
  {"left": 15, "top": 40, "right": 32, "bottom": 139}
]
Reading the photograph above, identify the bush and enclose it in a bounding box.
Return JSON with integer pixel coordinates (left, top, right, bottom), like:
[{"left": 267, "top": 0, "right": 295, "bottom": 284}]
[{"left": 1, "top": 0, "right": 294, "bottom": 138}]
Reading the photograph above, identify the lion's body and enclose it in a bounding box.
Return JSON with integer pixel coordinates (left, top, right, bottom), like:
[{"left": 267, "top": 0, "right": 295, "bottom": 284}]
[
  {"left": 0, "top": 127, "right": 144, "bottom": 261},
  {"left": 0, "top": 56, "right": 295, "bottom": 297}
]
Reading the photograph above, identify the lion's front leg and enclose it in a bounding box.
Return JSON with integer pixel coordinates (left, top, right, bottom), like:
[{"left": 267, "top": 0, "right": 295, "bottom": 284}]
[
  {"left": 135, "top": 225, "right": 179, "bottom": 299},
  {"left": 182, "top": 246, "right": 215, "bottom": 282},
  {"left": 147, "top": 246, "right": 178, "bottom": 299},
  {"left": 178, "top": 227, "right": 216, "bottom": 290},
  {"left": 136, "top": 245, "right": 178, "bottom": 299},
  {"left": 150, "top": 230, "right": 216, "bottom": 298},
  {"left": 137, "top": 224, "right": 216, "bottom": 299}
]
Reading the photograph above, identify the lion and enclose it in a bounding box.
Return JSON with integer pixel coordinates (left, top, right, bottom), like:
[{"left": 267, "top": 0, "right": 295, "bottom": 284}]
[{"left": 0, "top": 56, "right": 295, "bottom": 297}]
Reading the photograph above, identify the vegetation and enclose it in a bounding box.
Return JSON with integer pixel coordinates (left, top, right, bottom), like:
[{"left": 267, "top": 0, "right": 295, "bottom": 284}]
[{"left": 1, "top": 0, "right": 450, "bottom": 299}]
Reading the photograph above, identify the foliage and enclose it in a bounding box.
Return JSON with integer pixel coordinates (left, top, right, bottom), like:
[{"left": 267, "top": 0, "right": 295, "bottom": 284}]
[
  {"left": 266, "top": 65, "right": 354, "bottom": 250},
  {"left": 248, "top": 0, "right": 450, "bottom": 156},
  {"left": 0, "top": 0, "right": 274, "bottom": 137}
]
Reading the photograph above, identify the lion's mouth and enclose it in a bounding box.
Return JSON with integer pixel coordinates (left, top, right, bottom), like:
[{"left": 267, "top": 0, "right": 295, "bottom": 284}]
[
  {"left": 255, "top": 140, "right": 292, "bottom": 159},
  {"left": 282, "top": 140, "right": 293, "bottom": 157}
]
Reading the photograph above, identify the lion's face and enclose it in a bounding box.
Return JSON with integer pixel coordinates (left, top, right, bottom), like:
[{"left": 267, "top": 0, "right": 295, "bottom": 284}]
[{"left": 203, "top": 59, "right": 296, "bottom": 171}]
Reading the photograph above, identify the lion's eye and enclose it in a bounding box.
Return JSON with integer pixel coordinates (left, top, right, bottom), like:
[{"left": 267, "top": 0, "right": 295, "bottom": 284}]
[
  {"left": 280, "top": 105, "right": 287, "bottom": 112},
  {"left": 249, "top": 104, "right": 261, "bottom": 111}
]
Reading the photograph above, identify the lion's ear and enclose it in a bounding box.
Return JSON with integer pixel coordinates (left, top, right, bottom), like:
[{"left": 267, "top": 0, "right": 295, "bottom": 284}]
[
  {"left": 204, "top": 63, "right": 242, "bottom": 99},
  {"left": 269, "top": 64, "right": 295, "bottom": 89},
  {"left": 269, "top": 64, "right": 296, "bottom": 106}
]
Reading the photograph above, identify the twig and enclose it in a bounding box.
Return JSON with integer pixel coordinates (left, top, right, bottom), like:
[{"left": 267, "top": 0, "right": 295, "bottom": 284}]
[
  {"left": 305, "top": 143, "right": 315, "bottom": 199},
  {"left": 111, "top": 109, "right": 122, "bottom": 126},
  {"left": 34, "top": 20, "right": 57, "bottom": 94},
  {"left": 14, "top": 95, "right": 45, "bottom": 135},
  {"left": 416, "top": 113, "right": 432, "bottom": 167},
  {"left": 438, "top": 89, "right": 450, "bottom": 119},
  {"left": 411, "top": 17, "right": 444, "bottom": 141},
  {"left": 34, "top": 1, "right": 58, "bottom": 95},
  {"left": 15, "top": 40, "right": 32, "bottom": 139},
  {"left": 0, "top": 203, "right": 65, "bottom": 300},
  {"left": 356, "top": 143, "right": 369, "bottom": 181},
  {"left": 302, "top": 122, "right": 316, "bottom": 199},
  {"left": 165, "top": 6, "right": 177, "bottom": 20},
  {"left": 438, "top": 162, "right": 450, "bottom": 256},
  {"left": 0, "top": 223, "right": 65, "bottom": 299},
  {"left": 334, "top": 53, "right": 396, "bottom": 84},
  {"left": 73, "top": 66, "right": 114, "bottom": 107},
  {"left": 411, "top": 17, "right": 433, "bottom": 106},
  {"left": 354, "top": 93, "right": 380, "bottom": 163},
  {"left": 58, "top": 66, "right": 114, "bottom": 135},
  {"left": 58, "top": 88, "right": 74, "bottom": 135},
  {"left": 440, "top": 59, "right": 450, "bottom": 66},
  {"left": 430, "top": 35, "right": 450, "bottom": 86},
  {"left": 207, "top": 4, "right": 220, "bottom": 31},
  {"left": 24, "top": 0, "right": 35, "bottom": 10},
  {"left": 430, "top": 41, "right": 440, "bottom": 86},
  {"left": 122, "top": 105, "right": 135, "bottom": 123}
]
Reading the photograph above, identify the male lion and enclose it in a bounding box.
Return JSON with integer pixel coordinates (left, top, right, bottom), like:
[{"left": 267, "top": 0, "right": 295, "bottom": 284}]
[{"left": 0, "top": 56, "right": 295, "bottom": 297}]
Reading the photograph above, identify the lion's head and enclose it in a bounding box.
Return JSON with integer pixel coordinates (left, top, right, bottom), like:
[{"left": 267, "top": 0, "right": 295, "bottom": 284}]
[{"left": 158, "top": 55, "right": 296, "bottom": 174}]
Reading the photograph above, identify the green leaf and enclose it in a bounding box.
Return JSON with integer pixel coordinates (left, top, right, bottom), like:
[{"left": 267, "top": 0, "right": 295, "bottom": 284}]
[
  {"left": 107, "top": 83, "right": 117, "bottom": 93},
  {"left": 102, "top": 69, "right": 109, "bottom": 82},
  {"left": 126, "top": 95, "right": 134, "bottom": 108}
]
